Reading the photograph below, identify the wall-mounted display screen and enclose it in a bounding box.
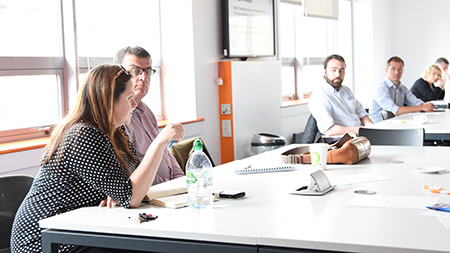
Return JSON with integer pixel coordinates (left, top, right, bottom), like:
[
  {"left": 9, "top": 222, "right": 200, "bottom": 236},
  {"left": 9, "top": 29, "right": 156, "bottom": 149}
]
[{"left": 222, "top": 0, "right": 275, "bottom": 58}]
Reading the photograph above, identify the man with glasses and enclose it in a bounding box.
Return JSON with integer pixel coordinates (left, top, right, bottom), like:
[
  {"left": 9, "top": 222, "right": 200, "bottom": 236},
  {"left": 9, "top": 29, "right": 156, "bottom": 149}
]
[
  {"left": 369, "top": 56, "right": 434, "bottom": 123},
  {"left": 114, "top": 46, "right": 184, "bottom": 185},
  {"left": 309, "top": 54, "right": 373, "bottom": 136}
]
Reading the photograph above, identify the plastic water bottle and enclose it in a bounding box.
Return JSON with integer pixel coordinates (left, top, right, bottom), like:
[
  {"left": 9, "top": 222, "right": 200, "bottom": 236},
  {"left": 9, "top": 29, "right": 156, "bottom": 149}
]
[{"left": 186, "top": 139, "right": 213, "bottom": 209}]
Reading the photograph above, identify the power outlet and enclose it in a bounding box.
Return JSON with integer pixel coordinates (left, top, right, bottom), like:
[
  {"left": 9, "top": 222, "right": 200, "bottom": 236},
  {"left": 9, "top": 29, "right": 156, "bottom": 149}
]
[
  {"left": 221, "top": 104, "right": 231, "bottom": 114},
  {"left": 222, "top": 120, "right": 232, "bottom": 137}
]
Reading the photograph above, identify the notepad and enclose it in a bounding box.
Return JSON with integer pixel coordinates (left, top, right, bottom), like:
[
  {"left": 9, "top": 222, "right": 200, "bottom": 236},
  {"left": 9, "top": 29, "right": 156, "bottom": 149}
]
[
  {"left": 146, "top": 177, "right": 187, "bottom": 200},
  {"left": 235, "top": 165, "right": 295, "bottom": 175},
  {"left": 149, "top": 194, "right": 189, "bottom": 209},
  {"left": 149, "top": 193, "right": 219, "bottom": 208}
]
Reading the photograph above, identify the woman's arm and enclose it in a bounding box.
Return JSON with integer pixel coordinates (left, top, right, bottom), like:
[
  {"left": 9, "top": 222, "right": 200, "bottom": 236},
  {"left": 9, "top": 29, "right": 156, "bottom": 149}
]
[
  {"left": 415, "top": 79, "right": 443, "bottom": 101},
  {"left": 128, "top": 123, "right": 184, "bottom": 208}
]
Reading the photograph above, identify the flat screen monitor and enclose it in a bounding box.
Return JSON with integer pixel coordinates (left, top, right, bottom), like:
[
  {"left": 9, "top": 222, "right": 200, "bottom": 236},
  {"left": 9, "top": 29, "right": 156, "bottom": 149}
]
[{"left": 222, "top": 0, "right": 275, "bottom": 58}]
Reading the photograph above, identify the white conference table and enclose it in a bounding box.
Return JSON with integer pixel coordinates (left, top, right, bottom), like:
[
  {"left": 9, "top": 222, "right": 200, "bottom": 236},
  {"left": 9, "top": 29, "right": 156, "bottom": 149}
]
[
  {"left": 40, "top": 145, "right": 450, "bottom": 253},
  {"left": 369, "top": 109, "right": 450, "bottom": 140}
]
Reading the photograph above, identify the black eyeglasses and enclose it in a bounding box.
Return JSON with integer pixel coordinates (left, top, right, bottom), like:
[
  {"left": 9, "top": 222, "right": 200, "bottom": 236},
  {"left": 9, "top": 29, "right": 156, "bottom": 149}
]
[
  {"left": 130, "top": 65, "right": 156, "bottom": 76},
  {"left": 115, "top": 65, "right": 130, "bottom": 79}
]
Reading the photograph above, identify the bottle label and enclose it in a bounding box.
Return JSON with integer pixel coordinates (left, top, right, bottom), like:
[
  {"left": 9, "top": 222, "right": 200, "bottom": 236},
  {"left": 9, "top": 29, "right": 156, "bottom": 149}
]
[{"left": 186, "top": 172, "right": 198, "bottom": 184}]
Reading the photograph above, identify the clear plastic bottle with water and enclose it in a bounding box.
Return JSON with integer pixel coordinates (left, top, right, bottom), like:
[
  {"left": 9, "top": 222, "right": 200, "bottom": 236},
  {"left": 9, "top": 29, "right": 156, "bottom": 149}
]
[{"left": 185, "top": 139, "right": 213, "bottom": 209}]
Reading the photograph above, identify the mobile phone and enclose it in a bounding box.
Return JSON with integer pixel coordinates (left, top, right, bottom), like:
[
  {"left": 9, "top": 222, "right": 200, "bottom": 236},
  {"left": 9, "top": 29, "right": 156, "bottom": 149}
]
[{"left": 219, "top": 191, "right": 245, "bottom": 199}]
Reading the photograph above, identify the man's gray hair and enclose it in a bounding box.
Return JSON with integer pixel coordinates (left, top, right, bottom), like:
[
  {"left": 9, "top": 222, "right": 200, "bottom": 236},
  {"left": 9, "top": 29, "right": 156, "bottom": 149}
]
[{"left": 113, "top": 46, "right": 151, "bottom": 64}]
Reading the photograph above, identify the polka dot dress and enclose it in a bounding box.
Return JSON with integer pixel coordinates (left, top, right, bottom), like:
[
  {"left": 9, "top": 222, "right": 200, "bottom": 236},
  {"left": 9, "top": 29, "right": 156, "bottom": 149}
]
[{"left": 10, "top": 122, "right": 138, "bottom": 253}]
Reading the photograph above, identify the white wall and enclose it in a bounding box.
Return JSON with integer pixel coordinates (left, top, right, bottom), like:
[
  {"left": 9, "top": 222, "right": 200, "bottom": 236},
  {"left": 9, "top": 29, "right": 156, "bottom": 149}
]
[
  {"left": 392, "top": 0, "right": 450, "bottom": 89},
  {"left": 191, "top": 0, "right": 222, "bottom": 164},
  {"left": 370, "top": 0, "right": 395, "bottom": 93},
  {"left": 0, "top": 149, "right": 42, "bottom": 176},
  {"left": 230, "top": 61, "right": 283, "bottom": 159}
]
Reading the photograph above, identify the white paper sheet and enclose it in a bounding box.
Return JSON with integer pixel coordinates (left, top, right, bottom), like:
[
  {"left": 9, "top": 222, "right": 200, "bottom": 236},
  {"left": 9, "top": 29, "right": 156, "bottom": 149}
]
[
  {"left": 330, "top": 173, "right": 394, "bottom": 187},
  {"left": 439, "top": 217, "right": 450, "bottom": 229},
  {"left": 420, "top": 210, "right": 450, "bottom": 229},
  {"left": 421, "top": 210, "right": 450, "bottom": 219},
  {"left": 346, "top": 195, "right": 439, "bottom": 210}
]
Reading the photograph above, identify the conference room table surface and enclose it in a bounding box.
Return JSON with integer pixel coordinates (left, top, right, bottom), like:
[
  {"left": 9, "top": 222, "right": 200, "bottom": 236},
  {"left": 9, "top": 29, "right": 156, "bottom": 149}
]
[
  {"left": 40, "top": 145, "right": 450, "bottom": 253},
  {"left": 368, "top": 109, "right": 450, "bottom": 140}
]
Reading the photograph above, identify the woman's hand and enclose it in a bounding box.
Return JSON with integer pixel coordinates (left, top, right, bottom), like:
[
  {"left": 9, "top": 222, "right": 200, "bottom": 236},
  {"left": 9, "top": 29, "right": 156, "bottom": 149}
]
[
  {"left": 99, "top": 196, "right": 119, "bottom": 208},
  {"left": 156, "top": 122, "right": 185, "bottom": 147},
  {"left": 436, "top": 78, "right": 445, "bottom": 89}
]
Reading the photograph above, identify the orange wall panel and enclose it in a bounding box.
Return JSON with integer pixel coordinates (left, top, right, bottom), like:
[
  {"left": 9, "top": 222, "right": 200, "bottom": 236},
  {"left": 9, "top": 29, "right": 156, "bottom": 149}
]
[{"left": 218, "top": 61, "right": 235, "bottom": 163}]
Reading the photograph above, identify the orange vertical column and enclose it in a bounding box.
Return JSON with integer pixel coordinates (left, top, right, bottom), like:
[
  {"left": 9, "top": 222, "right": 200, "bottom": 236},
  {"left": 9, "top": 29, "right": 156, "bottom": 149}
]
[{"left": 218, "top": 61, "right": 235, "bottom": 164}]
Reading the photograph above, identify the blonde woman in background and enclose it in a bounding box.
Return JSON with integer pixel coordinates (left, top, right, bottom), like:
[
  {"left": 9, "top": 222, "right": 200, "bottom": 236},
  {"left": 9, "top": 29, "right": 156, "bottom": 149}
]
[{"left": 411, "top": 64, "right": 445, "bottom": 102}]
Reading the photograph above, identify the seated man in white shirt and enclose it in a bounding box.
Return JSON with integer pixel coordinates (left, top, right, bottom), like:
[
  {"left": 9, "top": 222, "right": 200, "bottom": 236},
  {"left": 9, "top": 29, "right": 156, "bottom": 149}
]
[{"left": 308, "top": 54, "right": 373, "bottom": 136}]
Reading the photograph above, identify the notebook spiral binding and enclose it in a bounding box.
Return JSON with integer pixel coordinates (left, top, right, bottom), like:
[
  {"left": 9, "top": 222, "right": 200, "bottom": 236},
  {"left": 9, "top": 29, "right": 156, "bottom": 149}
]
[{"left": 235, "top": 165, "right": 295, "bottom": 175}]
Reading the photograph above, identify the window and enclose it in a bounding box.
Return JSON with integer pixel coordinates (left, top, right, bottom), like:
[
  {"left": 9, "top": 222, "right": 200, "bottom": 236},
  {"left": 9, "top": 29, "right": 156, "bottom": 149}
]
[
  {"left": 279, "top": 0, "right": 353, "bottom": 101},
  {"left": 0, "top": 0, "right": 64, "bottom": 143},
  {"left": 0, "top": 0, "right": 62, "bottom": 57},
  {"left": 0, "top": 74, "right": 61, "bottom": 131},
  {"left": 0, "top": 0, "right": 163, "bottom": 143},
  {"left": 75, "top": 0, "right": 162, "bottom": 119}
]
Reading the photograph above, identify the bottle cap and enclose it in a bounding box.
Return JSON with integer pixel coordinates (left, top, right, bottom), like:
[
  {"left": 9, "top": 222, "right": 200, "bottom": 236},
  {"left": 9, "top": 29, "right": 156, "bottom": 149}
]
[{"left": 193, "top": 139, "right": 203, "bottom": 151}]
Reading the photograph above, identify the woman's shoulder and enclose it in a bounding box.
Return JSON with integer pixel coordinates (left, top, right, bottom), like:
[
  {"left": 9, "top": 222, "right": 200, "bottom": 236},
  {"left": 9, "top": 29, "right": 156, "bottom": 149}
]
[
  {"left": 413, "top": 77, "right": 427, "bottom": 85},
  {"left": 411, "top": 78, "right": 426, "bottom": 89},
  {"left": 66, "top": 121, "right": 109, "bottom": 144},
  {"left": 68, "top": 121, "right": 101, "bottom": 135}
]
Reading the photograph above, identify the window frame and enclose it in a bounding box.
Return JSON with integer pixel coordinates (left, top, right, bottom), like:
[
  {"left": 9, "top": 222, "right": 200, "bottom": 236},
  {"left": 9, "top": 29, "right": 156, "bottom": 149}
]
[
  {"left": 0, "top": 57, "right": 66, "bottom": 143},
  {"left": 0, "top": 0, "right": 165, "bottom": 143},
  {"left": 281, "top": 57, "right": 299, "bottom": 100},
  {"left": 0, "top": 0, "right": 66, "bottom": 143},
  {"left": 280, "top": 0, "right": 354, "bottom": 101}
]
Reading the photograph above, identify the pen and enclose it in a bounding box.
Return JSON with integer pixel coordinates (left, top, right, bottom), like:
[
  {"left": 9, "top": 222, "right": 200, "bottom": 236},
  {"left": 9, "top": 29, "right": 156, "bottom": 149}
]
[
  {"left": 423, "top": 185, "right": 450, "bottom": 195},
  {"left": 430, "top": 189, "right": 450, "bottom": 195},
  {"left": 423, "top": 185, "right": 444, "bottom": 191},
  {"left": 168, "top": 140, "right": 176, "bottom": 148}
]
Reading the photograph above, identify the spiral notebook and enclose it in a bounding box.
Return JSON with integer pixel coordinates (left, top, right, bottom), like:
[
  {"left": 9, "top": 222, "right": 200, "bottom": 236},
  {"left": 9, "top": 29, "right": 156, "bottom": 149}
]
[{"left": 235, "top": 165, "right": 295, "bottom": 175}]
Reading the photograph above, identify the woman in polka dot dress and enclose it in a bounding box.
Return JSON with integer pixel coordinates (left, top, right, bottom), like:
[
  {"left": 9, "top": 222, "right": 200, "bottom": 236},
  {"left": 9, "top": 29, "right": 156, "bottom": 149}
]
[{"left": 10, "top": 64, "right": 184, "bottom": 253}]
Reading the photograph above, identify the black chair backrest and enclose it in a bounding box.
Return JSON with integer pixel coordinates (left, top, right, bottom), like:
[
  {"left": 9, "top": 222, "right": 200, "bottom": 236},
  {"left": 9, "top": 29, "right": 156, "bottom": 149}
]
[
  {"left": 300, "top": 114, "right": 322, "bottom": 144},
  {"left": 0, "top": 174, "right": 34, "bottom": 252},
  {"left": 358, "top": 128, "right": 424, "bottom": 146},
  {"left": 381, "top": 110, "right": 396, "bottom": 120}
]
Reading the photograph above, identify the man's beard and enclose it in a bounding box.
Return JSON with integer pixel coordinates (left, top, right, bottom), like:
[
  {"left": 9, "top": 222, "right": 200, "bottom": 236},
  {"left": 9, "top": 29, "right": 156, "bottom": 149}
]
[{"left": 325, "top": 75, "right": 342, "bottom": 88}]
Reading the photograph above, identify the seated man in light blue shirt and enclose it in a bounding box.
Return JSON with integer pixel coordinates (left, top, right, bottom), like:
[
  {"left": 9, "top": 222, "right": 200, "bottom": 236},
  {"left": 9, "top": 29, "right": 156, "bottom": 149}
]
[
  {"left": 309, "top": 54, "right": 373, "bottom": 136},
  {"left": 369, "top": 56, "right": 434, "bottom": 123}
]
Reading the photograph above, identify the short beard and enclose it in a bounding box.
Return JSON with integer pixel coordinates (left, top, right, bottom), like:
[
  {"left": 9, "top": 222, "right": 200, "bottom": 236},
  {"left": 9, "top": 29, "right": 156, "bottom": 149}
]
[{"left": 324, "top": 76, "right": 342, "bottom": 89}]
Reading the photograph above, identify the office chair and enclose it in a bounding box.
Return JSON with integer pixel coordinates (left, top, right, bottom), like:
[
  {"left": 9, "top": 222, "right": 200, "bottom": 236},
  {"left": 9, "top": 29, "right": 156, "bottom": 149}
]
[
  {"left": 381, "top": 110, "right": 396, "bottom": 120},
  {"left": 358, "top": 128, "right": 424, "bottom": 146},
  {"left": 168, "top": 137, "right": 215, "bottom": 173},
  {"left": 293, "top": 114, "right": 322, "bottom": 144},
  {"left": 0, "top": 174, "right": 34, "bottom": 253}
]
